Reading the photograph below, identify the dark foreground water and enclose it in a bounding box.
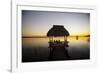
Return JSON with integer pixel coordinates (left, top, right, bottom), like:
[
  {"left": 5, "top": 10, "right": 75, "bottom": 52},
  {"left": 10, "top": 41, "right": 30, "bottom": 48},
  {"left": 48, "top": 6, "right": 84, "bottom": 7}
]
[{"left": 22, "top": 37, "right": 90, "bottom": 62}]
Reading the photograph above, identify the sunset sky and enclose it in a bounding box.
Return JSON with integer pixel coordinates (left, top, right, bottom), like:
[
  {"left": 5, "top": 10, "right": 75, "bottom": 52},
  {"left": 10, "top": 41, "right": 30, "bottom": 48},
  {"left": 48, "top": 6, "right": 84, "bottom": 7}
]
[{"left": 22, "top": 10, "right": 90, "bottom": 37}]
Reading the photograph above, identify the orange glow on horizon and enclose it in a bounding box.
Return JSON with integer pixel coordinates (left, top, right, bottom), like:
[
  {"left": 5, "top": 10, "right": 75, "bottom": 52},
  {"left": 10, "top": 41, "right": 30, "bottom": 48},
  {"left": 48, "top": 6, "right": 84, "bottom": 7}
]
[
  {"left": 70, "top": 33, "right": 90, "bottom": 36},
  {"left": 22, "top": 32, "right": 90, "bottom": 37}
]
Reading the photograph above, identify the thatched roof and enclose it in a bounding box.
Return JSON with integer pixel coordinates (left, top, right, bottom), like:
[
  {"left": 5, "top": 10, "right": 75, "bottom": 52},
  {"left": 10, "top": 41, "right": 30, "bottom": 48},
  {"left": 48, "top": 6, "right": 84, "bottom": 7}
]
[{"left": 47, "top": 25, "right": 70, "bottom": 37}]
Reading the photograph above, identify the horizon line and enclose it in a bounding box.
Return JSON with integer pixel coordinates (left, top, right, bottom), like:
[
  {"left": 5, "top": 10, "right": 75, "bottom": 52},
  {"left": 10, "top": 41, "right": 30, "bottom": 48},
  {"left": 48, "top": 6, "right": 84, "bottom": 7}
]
[{"left": 22, "top": 35, "right": 90, "bottom": 38}]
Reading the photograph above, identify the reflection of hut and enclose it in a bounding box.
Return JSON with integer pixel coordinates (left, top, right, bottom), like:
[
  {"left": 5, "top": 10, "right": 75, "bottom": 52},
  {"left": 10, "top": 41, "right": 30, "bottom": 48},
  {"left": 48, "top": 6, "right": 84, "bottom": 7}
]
[{"left": 47, "top": 25, "right": 70, "bottom": 60}]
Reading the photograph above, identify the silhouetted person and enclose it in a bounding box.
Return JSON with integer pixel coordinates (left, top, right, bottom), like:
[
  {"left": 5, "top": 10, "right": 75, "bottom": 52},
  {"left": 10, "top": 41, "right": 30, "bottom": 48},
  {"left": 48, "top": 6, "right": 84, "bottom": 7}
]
[{"left": 76, "top": 36, "right": 79, "bottom": 40}]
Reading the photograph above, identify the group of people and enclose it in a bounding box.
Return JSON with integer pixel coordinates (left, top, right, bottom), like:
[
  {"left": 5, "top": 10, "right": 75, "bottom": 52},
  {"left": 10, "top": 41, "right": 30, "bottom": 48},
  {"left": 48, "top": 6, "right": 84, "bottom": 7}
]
[{"left": 49, "top": 40, "right": 69, "bottom": 48}]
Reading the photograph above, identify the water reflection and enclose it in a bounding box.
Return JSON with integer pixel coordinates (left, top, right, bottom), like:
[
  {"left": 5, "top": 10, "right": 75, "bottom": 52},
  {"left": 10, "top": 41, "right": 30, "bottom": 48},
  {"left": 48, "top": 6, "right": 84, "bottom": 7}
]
[{"left": 22, "top": 37, "right": 90, "bottom": 62}]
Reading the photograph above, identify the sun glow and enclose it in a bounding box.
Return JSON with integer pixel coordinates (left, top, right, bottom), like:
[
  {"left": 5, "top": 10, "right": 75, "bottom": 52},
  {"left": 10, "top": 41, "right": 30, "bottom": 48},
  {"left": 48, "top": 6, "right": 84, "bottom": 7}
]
[{"left": 23, "top": 32, "right": 89, "bottom": 37}]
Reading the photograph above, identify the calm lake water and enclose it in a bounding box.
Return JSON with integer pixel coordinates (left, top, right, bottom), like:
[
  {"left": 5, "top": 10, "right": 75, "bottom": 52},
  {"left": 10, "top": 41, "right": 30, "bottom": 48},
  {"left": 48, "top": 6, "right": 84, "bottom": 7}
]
[{"left": 22, "top": 37, "right": 90, "bottom": 62}]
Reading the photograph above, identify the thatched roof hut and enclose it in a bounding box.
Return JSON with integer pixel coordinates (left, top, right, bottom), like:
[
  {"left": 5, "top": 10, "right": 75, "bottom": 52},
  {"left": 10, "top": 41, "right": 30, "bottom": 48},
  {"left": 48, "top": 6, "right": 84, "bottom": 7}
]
[{"left": 47, "top": 25, "right": 69, "bottom": 37}]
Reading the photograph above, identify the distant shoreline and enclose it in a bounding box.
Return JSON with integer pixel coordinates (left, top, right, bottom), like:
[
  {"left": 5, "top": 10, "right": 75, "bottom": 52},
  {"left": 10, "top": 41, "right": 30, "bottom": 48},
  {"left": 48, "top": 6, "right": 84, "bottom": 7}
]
[{"left": 22, "top": 36, "right": 90, "bottom": 38}]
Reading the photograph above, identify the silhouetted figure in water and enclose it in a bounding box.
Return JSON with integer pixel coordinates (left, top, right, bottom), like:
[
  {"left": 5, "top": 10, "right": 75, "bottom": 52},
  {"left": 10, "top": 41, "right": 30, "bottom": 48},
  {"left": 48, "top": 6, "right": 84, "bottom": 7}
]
[
  {"left": 47, "top": 25, "right": 71, "bottom": 60},
  {"left": 76, "top": 36, "right": 79, "bottom": 40}
]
